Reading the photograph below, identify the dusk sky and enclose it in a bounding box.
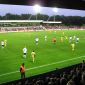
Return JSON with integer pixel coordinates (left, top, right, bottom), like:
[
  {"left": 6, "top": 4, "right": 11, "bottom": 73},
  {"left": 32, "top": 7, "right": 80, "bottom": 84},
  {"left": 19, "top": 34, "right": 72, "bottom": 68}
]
[{"left": 0, "top": 4, "right": 85, "bottom": 16}]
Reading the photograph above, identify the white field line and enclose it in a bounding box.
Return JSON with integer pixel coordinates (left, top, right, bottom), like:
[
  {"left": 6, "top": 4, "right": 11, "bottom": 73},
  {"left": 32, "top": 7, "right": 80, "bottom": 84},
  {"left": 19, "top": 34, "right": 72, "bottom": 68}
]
[{"left": 0, "top": 56, "right": 85, "bottom": 77}]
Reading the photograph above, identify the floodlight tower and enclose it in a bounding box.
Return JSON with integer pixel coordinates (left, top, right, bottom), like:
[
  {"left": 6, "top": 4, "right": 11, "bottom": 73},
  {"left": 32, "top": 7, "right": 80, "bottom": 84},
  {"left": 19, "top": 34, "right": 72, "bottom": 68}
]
[
  {"left": 53, "top": 7, "right": 58, "bottom": 21},
  {"left": 33, "top": 4, "right": 41, "bottom": 20}
]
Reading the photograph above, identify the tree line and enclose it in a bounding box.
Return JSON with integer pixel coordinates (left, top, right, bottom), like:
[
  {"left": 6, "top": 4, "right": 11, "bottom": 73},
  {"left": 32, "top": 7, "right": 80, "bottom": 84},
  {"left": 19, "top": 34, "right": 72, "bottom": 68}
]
[{"left": 0, "top": 13, "right": 85, "bottom": 26}]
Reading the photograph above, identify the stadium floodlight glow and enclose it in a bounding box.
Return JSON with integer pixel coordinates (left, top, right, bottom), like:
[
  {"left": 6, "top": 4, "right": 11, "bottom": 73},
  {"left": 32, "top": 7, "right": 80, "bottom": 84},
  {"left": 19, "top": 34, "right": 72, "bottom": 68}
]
[
  {"left": 33, "top": 4, "right": 41, "bottom": 13},
  {"left": 33, "top": 4, "right": 41, "bottom": 20},
  {"left": 52, "top": 7, "right": 58, "bottom": 21},
  {"left": 53, "top": 7, "right": 58, "bottom": 13}
]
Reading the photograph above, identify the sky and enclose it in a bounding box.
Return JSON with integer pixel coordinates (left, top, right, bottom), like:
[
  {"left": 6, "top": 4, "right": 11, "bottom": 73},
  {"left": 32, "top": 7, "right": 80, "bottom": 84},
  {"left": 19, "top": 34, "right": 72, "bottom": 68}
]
[{"left": 0, "top": 4, "right": 85, "bottom": 16}]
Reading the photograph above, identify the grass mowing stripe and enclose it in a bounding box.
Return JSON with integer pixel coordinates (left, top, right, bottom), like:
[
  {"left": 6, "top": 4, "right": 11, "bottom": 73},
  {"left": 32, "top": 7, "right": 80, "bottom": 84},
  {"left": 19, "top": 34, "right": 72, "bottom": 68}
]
[{"left": 0, "top": 55, "right": 85, "bottom": 77}]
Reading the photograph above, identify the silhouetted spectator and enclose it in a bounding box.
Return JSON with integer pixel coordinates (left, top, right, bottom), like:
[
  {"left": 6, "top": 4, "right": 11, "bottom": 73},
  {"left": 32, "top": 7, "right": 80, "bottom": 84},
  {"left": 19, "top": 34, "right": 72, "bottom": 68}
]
[
  {"left": 44, "top": 77, "right": 50, "bottom": 85},
  {"left": 81, "top": 71, "right": 85, "bottom": 85},
  {"left": 67, "top": 78, "right": 75, "bottom": 85},
  {"left": 75, "top": 67, "right": 82, "bottom": 85},
  {"left": 60, "top": 74, "right": 67, "bottom": 85},
  {"left": 82, "top": 60, "right": 85, "bottom": 70}
]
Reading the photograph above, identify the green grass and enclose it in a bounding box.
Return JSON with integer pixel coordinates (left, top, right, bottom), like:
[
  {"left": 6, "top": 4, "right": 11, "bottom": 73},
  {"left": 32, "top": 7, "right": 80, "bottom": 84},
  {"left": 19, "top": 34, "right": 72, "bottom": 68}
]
[{"left": 0, "top": 30, "right": 85, "bottom": 84}]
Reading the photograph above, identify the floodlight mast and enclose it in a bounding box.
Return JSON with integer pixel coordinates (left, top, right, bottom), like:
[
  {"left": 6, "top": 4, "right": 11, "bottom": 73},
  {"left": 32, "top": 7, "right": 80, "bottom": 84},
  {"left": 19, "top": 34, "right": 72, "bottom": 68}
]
[
  {"left": 53, "top": 7, "right": 58, "bottom": 21},
  {"left": 33, "top": 4, "right": 41, "bottom": 20}
]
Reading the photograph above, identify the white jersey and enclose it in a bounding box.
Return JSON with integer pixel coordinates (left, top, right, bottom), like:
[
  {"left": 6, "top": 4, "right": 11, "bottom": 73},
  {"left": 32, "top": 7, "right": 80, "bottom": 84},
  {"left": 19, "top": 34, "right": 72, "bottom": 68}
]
[
  {"left": 23, "top": 48, "right": 27, "bottom": 53},
  {"left": 69, "top": 37, "right": 72, "bottom": 40},
  {"left": 35, "top": 38, "right": 39, "bottom": 42},
  {"left": 76, "top": 38, "right": 79, "bottom": 41},
  {"left": 45, "top": 36, "right": 47, "bottom": 39},
  {"left": 1, "top": 41, "right": 4, "bottom": 46}
]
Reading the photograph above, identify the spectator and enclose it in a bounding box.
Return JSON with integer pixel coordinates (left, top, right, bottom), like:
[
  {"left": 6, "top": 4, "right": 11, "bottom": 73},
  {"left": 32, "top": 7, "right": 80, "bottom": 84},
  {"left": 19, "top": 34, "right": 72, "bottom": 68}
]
[
  {"left": 44, "top": 77, "right": 50, "bottom": 85},
  {"left": 72, "top": 75, "right": 78, "bottom": 85},
  {"left": 60, "top": 74, "right": 67, "bottom": 85},
  {"left": 67, "top": 78, "right": 75, "bottom": 85},
  {"left": 81, "top": 71, "right": 85, "bottom": 85},
  {"left": 82, "top": 60, "right": 85, "bottom": 70}
]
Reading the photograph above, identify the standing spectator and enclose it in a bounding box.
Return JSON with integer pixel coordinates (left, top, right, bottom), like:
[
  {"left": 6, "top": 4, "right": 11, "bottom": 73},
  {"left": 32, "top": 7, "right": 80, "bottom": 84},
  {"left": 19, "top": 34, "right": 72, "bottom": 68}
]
[
  {"left": 60, "top": 74, "right": 67, "bottom": 85},
  {"left": 81, "top": 71, "right": 85, "bottom": 85},
  {"left": 20, "top": 63, "right": 25, "bottom": 79},
  {"left": 67, "top": 78, "right": 75, "bottom": 85},
  {"left": 82, "top": 60, "right": 85, "bottom": 70}
]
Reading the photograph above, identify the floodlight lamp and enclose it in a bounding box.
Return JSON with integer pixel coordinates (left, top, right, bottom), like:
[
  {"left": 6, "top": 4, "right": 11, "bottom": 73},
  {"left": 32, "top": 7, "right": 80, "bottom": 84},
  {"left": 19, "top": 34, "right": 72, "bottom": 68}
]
[
  {"left": 53, "top": 7, "right": 58, "bottom": 13},
  {"left": 33, "top": 4, "right": 41, "bottom": 13}
]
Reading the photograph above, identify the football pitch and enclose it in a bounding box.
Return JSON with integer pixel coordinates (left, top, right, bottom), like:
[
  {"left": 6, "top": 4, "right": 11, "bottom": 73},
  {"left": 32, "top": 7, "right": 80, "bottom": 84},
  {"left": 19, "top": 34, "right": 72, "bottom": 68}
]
[{"left": 0, "top": 30, "right": 85, "bottom": 84}]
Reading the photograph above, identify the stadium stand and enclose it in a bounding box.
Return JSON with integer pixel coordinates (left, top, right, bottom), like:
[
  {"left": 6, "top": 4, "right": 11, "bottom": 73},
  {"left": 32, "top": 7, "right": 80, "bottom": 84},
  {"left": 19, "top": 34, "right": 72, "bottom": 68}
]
[
  {"left": 0, "top": 25, "right": 85, "bottom": 33},
  {"left": 1, "top": 61, "right": 85, "bottom": 85}
]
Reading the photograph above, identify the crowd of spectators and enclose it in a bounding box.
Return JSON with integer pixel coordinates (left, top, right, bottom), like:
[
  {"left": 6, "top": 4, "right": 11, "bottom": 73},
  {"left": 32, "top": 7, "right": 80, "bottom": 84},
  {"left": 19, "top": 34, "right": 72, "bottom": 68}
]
[
  {"left": 0, "top": 25, "right": 85, "bottom": 33},
  {"left": 2, "top": 60, "right": 85, "bottom": 85}
]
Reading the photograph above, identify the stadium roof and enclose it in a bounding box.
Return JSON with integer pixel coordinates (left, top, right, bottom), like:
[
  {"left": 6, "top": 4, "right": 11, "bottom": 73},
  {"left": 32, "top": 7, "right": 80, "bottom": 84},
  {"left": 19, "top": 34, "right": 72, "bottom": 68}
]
[
  {"left": 0, "top": 20, "right": 43, "bottom": 23},
  {"left": 0, "top": 0, "right": 85, "bottom": 10},
  {"left": 0, "top": 20, "right": 62, "bottom": 24},
  {"left": 43, "top": 21, "right": 62, "bottom": 24}
]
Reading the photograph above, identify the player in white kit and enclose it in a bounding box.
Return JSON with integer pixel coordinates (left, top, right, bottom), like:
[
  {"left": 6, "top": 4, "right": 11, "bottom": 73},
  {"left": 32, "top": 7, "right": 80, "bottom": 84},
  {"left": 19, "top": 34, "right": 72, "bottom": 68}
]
[
  {"left": 35, "top": 37, "right": 39, "bottom": 45},
  {"left": 76, "top": 37, "right": 79, "bottom": 43},
  {"left": 69, "top": 36, "right": 72, "bottom": 43},
  {"left": 1, "top": 41, "right": 5, "bottom": 48},
  {"left": 23, "top": 47, "right": 27, "bottom": 58}
]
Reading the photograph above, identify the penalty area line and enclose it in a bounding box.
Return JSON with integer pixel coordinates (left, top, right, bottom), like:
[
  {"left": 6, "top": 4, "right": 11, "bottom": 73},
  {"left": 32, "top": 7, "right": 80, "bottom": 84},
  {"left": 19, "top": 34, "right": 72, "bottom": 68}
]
[{"left": 0, "top": 55, "right": 85, "bottom": 77}]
